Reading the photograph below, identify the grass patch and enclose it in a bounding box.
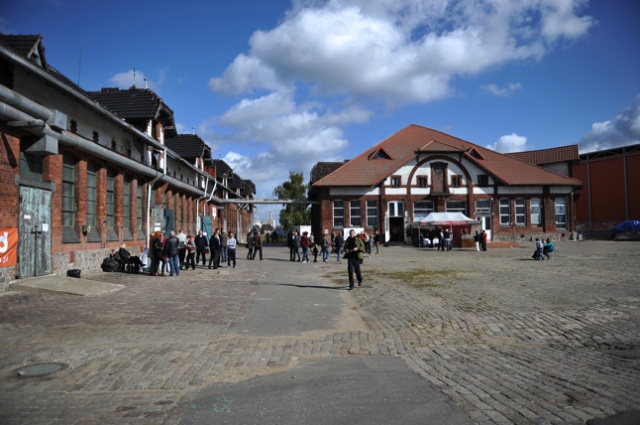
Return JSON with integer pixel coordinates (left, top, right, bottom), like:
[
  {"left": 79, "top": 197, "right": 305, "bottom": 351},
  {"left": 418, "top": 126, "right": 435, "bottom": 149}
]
[{"left": 384, "top": 269, "right": 459, "bottom": 288}]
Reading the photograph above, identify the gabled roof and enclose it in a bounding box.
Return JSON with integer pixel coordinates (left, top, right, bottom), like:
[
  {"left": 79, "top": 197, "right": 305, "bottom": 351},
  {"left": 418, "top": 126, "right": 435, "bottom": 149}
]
[
  {"left": 87, "top": 87, "right": 175, "bottom": 123},
  {"left": 505, "top": 145, "right": 580, "bottom": 165},
  {"left": 313, "top": 124, "right": 582, "bottom": 187},
  {"left": 0, "top": 33, "right": 87, "bottom": 96},
  {"left": 165, "top": 134, "right": 211, "bottom": 160},
  {"left": 310, "top": 161, "right": 348, "bottom": 184}
]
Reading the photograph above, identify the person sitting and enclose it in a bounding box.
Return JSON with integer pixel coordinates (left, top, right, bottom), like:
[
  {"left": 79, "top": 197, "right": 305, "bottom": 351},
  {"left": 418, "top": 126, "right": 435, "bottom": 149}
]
[
  {"left": 532, "top": 238, "right": 544, "bottom": 260},
  {"left": 543, "top": 238, "right": 555, "bottom": 260},
  {"left": 118, "top": 243, "right": 144, "bottom": 273}
]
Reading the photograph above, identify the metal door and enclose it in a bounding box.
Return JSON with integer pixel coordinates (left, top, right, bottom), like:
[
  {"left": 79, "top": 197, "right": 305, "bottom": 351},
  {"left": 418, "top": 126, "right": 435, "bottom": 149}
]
[{"left": 18, "top": 186, "right": 52, "bottom": 278}]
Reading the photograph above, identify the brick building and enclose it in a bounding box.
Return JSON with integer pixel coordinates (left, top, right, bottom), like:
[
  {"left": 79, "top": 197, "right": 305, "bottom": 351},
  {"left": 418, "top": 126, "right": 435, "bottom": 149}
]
[
  {"left": 310, "top": 124, "right": 582, "bottom": 245},
  {"left": 0, "top": 34, "right": 253, "bottom": 288}
]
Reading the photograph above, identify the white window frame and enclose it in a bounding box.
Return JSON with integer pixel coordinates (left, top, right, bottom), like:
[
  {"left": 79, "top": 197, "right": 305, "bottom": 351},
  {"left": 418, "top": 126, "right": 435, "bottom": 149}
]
[
  {"left": 499, "top": 198, "right": 511, "bottom": 226},
  {"left": 515, "top": 198, "right": 526, "bottom": 225},
  {"left": 366, "top": 200, "right": 378, "bottom": 228},
  {"left": 530, "top": 197, "right": 541, "bottom": 225},
  {"left": 333, "top": 200, "right": 344, "bottom": 228},
  {"left": 555, "top": 197, "right": 567, "bottom": 229},
  {"left": 350, "top": 200, "right": 362, "bottom": 227}
]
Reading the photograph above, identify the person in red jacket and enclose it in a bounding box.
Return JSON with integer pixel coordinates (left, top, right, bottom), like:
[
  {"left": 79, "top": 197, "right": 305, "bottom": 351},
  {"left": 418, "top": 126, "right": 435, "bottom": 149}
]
[{"left": 300, "top": 231, "right": 311, "bottom": 263}]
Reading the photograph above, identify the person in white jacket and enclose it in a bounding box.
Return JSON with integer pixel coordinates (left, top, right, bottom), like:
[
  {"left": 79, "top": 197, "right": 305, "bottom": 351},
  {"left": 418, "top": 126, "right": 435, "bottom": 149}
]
[{"left": 227, "top": 232, "right": 237, "bottom": 268}]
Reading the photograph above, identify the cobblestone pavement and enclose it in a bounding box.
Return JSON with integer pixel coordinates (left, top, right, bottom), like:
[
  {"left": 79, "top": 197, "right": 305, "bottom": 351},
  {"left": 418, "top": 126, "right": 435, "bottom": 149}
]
[{"left": 0, "top": 240, "right": 639, "bottom": 424}]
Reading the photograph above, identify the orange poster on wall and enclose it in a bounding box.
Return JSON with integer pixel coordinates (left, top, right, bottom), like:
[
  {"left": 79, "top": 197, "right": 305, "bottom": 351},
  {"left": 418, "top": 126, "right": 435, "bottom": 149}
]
[{"left": 0, "top": 229, "right": 18, "bottom": 267}]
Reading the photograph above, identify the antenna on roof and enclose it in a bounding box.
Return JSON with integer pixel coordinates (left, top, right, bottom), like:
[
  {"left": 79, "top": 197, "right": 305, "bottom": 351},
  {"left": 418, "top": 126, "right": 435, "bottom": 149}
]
[{"left": 77, "top": 42, "right": 83, "bottom": 86}]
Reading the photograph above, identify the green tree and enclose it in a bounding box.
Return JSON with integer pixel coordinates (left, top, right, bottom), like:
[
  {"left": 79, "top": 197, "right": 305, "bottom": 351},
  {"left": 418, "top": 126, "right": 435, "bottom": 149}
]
[{"left": 273, "top": 171, "right": 310, "bottom": 229}]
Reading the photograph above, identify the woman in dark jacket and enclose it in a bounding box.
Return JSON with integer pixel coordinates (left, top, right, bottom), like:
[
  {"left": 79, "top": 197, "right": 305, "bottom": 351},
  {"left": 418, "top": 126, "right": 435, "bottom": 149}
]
[{"left": 151, "top": 231, "right": 165, "bottom": 276}]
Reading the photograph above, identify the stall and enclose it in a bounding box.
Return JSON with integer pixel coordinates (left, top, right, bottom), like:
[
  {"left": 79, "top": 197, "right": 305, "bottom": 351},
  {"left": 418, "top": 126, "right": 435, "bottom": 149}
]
[{"left": 413, "top": 212, "right": 481, "bottom": 248}]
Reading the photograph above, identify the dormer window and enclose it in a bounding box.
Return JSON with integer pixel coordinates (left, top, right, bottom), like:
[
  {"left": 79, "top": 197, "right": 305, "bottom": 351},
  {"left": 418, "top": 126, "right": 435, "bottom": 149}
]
[
  {"left": 369, "top": 148, "right": 392, "bottom": 160},
  {"left": 469, "top": 148, "right": 485, "bottom": 160}
]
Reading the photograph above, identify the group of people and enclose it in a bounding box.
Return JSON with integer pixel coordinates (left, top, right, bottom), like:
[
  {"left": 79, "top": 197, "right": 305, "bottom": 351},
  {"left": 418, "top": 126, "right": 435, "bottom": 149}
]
[
  {"left": 532, "top": 237, "right": 555, "bottom": 260},
  {"left": 149, "top": 228, "right": 239, "bottom": 276},
  {"left": 420, "top": 228, "right": 456, "bottom": 251},
  {"left": 287, "top": 229, "right": 380, "bottom": 265}
]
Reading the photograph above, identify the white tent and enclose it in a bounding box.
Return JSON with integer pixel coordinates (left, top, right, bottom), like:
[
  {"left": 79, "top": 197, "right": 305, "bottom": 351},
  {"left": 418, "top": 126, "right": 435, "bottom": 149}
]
[{"left": 414, "top": 212, "right": 480, "bottom": 227}]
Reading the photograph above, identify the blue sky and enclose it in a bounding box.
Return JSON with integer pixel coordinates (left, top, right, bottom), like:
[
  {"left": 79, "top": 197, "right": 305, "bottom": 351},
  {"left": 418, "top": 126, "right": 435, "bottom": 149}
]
[{"left": 2, "top": 0, "right": 639, "bottom": 223}]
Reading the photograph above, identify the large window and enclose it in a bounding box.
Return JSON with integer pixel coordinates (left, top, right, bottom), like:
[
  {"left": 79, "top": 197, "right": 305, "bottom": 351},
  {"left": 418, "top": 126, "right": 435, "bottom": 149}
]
[
  {"left": 414, "top": 201, "right": 434, "bottom": 219},
  {"left": 366, "top": 200, "right": 378, "bottom": 227},
  {"left": 123, "top": 175, "right": 131, "bottom": 230},
  {"left": 106, "top": 168, "right": 116, "bottom": 230},
  {"left": 555, "top": 198, "right": 567, "bottom": 228},
  {"left": 530, "top": 197, "right": 541, "bottom": 225},
  {"left": 333, "top": 200, "right": 344, "bottom": 228},
  {"left": 350, "top": 200, "right": 361, "bottom": 227},
  {"left": 86, "top": 162, "right": 98, "bottom": 227},
  {"left": 499, "top": 198, "right": 511, "bottom": 225},
  {"left": 475, "top": 199, "right": 491, "bottom": 214},
  {"left": 515, "top": 198, "right": 526, "bottom": 225},
  {"left": 62, "top": 153, "right": 75, "bottom": 227},
  {"left": 446, "top": 200, "right": 466, "bottom": 214}
]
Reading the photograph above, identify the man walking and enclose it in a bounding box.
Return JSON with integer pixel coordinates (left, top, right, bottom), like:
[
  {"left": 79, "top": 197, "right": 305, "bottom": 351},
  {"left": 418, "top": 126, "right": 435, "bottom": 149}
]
[
  {"left": 334, "top": 231, "right": 344, "bottom": 263},
  {"left": 344, "top": 229, "right": 364, "bottom": 290},
  {"left": 208, "top": 228, "right": 221, "bottom": 269},
  {"left": 252, "top": 230, "right": 263, "bottom": 260},
  {"left": 220, "top": 230, "right": 228, "bottom": 263},
  {"left": 177, "top": 228, "right": 187, "bottom": 270}
]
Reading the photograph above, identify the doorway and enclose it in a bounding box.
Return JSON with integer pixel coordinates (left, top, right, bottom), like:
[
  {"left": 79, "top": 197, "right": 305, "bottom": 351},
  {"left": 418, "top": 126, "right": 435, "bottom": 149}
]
[{"left": 18, "top": 186, "right": 52, "bottom": 278}]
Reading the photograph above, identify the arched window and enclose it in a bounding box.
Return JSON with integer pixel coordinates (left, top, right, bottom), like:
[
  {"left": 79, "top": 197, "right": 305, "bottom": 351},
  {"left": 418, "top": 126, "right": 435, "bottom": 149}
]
[
  {"left": 499, "top": 198, "right": 510, "bottom": 225},
  {"left": 555, "top": 198, "right": 567, "bottom": 229}
]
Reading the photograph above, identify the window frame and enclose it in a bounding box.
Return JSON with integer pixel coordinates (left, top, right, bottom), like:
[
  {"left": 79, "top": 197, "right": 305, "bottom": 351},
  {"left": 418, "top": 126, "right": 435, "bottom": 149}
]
[
  {"left": 390, "top": 175, "right": 401, "bottom": 187},
  {"left": 414, "top": 200, "right": 434, "bottom": 219},
  {"left": 333, "top": 200, "right": 345, "bottom": 228},
  {"left": 366, "top": 200, "right": 378, "bottom": 228},
  {"left": 106, "top": 168, "right": 116, "bottom": 230},
  {"left": 416, "top": 175, "right": 428, "bottom": 188},
  {"left": 123, "top": 175, "right": 132, "bottom": 230},
  {"left": 61, "top": 153, "right": 75, "bottom": 227},
  {"left": 450, "top": 175, "right": 462, "bottom": 188},
  {"left": 136, "top": 184, "right": 144, "bottom": 232},
  {"left": 475, "top": 199, "right": 491, "bottom": 214},
  {"left": 350, "top": 200, "right": 362, "bottom": 227},
  {"left": 86, "top": 162, "right": 98, "bottom": 227},
  {"left": 499, "top": 198, "right": 511, "bottom": 226},
  {"left": 477, "top": 174, "right": 489, "bottom": 187},
  {"left": 515, "top": 198, "right": 526, "bottom": 226},
  {"left": 446, "top": 200, "right": 467, "bottom": 214},
  {"left": 555, "top": 197, "right": 567, "bottom": 229},
  {"left": 530, "top": 197, "right": 541, "bottom": 226}
]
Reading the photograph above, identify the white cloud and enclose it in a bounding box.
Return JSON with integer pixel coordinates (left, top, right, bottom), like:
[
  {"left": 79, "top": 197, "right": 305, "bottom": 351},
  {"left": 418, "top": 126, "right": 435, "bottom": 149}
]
[
  {"left": 204, "top": 0, "right": 594, "bottom": 218},
  {"left": 487, "top": 133, "right": 529, "bottom": 153},
  {"left": 579, "top": 95, "right": 640, "bottom": 153},
  {"left": 480, "top": 82, "right": 522, "bottom": 97},
  {"left": 109, "top": 69, "right": 163, "bottom": 90}
]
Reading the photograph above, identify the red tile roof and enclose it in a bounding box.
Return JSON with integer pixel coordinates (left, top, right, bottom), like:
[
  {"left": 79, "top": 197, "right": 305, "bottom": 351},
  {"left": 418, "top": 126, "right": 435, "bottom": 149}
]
[
  {"left": 505, "top": 145, "right": 579, "bottom": 165},
  {"left": 313, "top": 124, "right": 582, "bottom": 187}
]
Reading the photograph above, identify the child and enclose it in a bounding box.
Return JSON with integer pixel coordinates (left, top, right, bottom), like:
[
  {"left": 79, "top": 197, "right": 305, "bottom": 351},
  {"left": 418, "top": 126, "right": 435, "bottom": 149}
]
[{"left": 532, "top": 238, "right": 544, "bottom": 260}]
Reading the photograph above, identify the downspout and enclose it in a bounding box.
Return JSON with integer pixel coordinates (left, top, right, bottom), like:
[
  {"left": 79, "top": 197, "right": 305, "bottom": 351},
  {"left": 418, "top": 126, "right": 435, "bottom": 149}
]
[{"left": 197, "top": 178, "right": 210, "bottom": 232}]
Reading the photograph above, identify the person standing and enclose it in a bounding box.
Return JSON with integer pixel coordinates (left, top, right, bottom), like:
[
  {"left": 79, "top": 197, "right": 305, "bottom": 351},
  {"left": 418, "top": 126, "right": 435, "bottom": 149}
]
[
  {"left": 443, "top": 228, "right": 451, "bottom": 252},
  {"left": 300, "top": 231, "right": 311, "bottom": 263},
  {"left": 252, "top": 230, "right": 263, "bottom": 260},
  {"left": 208, "top": 228, "right": 221, "bottom": 269},
  {"left": 334, "top": 231, "right": 344, "bottom": 263},
  {"left": 177, "top": 228, "right": 187, "bottom": 270},
  {"left": 164, "top": 231, "right": 180, "bottom": 276},
  {"left": 321, "top": 230, "right": 331, "bottom": 263},
  {"left": 344, "top": 229, "right": 365, "bottom": 290},
  {"left": 373, "top": 230, "right": 380, "bottom": 254},
  {"left": 185, "top": 235, "right": 196, "bottom": 270},
  {"left": 194, "top": 230, "right": 208, "bottom": 267},
  {"left": 246, "top": 231, "right": 255, "bottom": 259},
  {"left": 227, "top": 231, "right": 237, "bottom": 268},
  {"left": 150, "top": 231, "right": 164, "bottom": 276},
  {"left": 474, "top": 231, "right": 481, "bottom": 252},
  {"left": 220, "top": 230, "right": 228, "bottom": 264},
  {"left": 481, "top": 230, "right": 488, "bottom": 251},
  {"left": 290, "top": 231, "right": 301, "bottom": 262}
]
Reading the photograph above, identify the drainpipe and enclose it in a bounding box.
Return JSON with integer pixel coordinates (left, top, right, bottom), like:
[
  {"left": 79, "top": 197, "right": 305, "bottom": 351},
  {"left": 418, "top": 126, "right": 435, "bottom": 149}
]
[{"left": 197, "top": 178, "right": 210, "bottom": 232}]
